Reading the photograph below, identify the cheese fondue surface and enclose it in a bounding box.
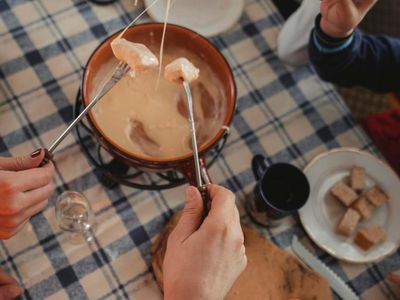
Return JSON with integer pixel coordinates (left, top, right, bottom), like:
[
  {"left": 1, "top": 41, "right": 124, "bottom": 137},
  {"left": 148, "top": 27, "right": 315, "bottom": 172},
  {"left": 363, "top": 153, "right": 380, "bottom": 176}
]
[{"left": 91, "top": 49, "right": 226, "bottom": 160}]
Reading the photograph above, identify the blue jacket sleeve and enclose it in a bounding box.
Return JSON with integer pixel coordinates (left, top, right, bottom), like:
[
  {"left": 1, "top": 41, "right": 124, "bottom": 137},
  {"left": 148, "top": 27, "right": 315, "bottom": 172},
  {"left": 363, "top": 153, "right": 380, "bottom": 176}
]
[{"left": 309, "top": 28, "right": 400, "bottom": 94}]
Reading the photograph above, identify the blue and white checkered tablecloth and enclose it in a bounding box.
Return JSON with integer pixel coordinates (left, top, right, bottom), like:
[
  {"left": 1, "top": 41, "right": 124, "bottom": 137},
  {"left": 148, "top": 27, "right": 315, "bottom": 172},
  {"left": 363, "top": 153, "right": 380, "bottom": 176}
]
[{"left": 0, "top": 0, "right": 399, "bottom": 299}]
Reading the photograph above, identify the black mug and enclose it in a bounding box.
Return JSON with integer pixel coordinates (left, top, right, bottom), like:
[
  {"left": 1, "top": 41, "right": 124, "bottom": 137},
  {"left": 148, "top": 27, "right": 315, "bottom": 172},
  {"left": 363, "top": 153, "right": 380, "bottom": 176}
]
[{"left": 246, "top": 155, "right": 310, "bottom": 226}]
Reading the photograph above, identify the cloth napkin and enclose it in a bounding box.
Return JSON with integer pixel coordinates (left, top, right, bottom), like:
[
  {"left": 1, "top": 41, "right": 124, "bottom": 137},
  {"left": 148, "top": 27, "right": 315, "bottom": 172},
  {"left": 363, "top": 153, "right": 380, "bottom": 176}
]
[{"left": 361, "top": 109, "right": 400, "bottom": 175}]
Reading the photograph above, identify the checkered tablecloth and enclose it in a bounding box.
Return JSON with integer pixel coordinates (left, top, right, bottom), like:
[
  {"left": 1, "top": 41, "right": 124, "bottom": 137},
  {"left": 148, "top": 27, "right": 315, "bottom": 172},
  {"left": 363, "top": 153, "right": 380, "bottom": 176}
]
[{"left": 0, "top": 0, "right": 399, "bottom": 299}]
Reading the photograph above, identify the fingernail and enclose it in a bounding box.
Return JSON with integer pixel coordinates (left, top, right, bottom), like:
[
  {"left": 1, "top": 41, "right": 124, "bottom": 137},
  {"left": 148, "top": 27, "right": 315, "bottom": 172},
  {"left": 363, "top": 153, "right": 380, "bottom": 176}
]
[{"left": 30, "top": 149, "right": 42, "bottom": 158}]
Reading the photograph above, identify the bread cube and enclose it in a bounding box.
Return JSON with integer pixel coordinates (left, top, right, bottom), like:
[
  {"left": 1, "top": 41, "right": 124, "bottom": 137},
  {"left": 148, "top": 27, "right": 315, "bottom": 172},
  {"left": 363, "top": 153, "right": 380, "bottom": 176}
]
[
  {"left": 111, "top": 38, "right": 159, "bottom": 74},
  {"left": 350, "top": 166, "right": 365, "bottom": 192},
  {"left": 351, "top": 196, "right": 375, "bottom": 220},
  {"left": 354, "top": 225, "right": 386, "bottom": 251},
  {"left": 365, "top": 186, "right": 389, "bottom": 207},
  {"left": 164, "top": 57, "right": 199, "bottom": 83},
  {"left": 331, "top": 182, "right": 358, "bottom": 206},
  {"left": 337, "top": 209, "right": 361, "bottom": 236}
]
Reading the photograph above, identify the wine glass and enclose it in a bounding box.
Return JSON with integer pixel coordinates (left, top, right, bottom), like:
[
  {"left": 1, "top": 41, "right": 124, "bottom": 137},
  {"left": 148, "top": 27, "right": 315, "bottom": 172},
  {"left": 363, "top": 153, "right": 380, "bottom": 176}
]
[{"left": 55, "top": 191, "right": 96, "bottom": 244}]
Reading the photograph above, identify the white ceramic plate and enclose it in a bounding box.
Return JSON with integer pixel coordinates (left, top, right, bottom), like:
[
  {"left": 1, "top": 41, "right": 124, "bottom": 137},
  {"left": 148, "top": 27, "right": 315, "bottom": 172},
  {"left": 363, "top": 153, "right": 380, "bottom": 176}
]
[
  {"left": 299, "top": 148, "right": 400, "bottom": 263},
  {"left": 144, "top": 0, "right": 244, "bottom": 37}
]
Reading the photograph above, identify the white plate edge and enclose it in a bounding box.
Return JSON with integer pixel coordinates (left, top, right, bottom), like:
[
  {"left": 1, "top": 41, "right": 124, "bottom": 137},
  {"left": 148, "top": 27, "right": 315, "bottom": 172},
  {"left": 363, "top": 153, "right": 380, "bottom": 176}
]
[
  {"left": 143, "top": 0, "right": 244, "bottom": 37},
  {"left": 299, "top": 147, "right": 400, "bottom": 264}
]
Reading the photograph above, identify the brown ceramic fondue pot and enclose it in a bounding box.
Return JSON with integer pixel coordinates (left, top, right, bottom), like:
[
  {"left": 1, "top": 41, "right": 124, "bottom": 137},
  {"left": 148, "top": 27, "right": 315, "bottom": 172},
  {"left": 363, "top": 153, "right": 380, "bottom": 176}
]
[{"left": 82, "top": 23, "right": 236, "bottom": 185}]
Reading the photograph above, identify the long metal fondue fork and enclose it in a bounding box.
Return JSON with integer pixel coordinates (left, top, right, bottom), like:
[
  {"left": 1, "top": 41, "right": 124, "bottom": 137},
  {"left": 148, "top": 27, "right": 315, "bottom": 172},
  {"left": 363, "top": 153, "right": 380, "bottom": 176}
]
[
  {"left": 182, "top": 81, "right": 210, "bottom": 213},
  {"left": 182, "top": 81, "right": 202, "bottom": 186},
  {"left": 40, "top": 62, "right": 130, "bottom": 166}
]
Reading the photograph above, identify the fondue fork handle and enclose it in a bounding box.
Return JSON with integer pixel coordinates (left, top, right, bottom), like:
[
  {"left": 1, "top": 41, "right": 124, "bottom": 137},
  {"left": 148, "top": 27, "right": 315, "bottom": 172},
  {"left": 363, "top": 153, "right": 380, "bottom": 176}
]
[
  {"left": 198, "top": 185, "right": 211, "bottom": 217},
  {"left": 39, "top": 62, "right": 130, "bottom": 167},
  {"left": 39, "top": 149, "right": 54, "bottom": 167}
]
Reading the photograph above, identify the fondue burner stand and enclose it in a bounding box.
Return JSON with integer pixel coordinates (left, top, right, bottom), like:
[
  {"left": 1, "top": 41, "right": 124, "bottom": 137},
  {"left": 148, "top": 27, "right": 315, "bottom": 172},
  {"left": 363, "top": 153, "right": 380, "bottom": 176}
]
[{"left": 74, "top": 89, "right": 229, "bottom": 190}]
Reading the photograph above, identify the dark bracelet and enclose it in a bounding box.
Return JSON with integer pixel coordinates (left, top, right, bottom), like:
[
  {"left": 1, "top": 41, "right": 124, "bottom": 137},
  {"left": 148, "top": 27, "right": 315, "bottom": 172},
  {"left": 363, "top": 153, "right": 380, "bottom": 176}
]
[{"left": 314, "top": 14, "right": 353, "bottom": 47}]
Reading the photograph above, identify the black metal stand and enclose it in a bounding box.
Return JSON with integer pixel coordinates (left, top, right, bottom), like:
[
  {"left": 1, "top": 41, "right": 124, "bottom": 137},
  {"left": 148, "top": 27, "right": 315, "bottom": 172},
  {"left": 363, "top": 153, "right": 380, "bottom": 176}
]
[{"left": 87, "top": 0, "right": 118, "bottom": 5}]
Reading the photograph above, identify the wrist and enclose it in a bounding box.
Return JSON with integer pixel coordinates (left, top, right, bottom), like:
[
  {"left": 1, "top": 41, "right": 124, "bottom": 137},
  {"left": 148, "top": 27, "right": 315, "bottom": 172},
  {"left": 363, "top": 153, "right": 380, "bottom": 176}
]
[
  {"left": 164, "top": 286, "right": 207, "bottom": 300},
  {"left": 320, "top": 17, "right": 353, "bottom": 39}
]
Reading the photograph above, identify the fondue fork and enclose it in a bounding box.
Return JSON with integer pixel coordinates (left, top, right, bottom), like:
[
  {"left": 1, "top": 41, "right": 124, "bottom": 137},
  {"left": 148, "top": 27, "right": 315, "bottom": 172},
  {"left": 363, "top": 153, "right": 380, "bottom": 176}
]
[
  {"left": 182, "top": 81, "right": 211, "bottom": 214},
  {"left": 40, "top": 61, "right": 130, "bottom": 166}
]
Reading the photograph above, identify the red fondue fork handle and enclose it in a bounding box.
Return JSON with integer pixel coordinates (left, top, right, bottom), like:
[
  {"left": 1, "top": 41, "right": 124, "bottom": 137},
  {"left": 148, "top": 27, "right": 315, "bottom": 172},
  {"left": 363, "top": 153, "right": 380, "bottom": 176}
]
[
  {"left": 198, "top": 185, "right": 211, "bottom": 217},
  {"left": 179, "top": 157, "right": 212, "bottom": 218},
  {"left": 198, "top": 160, "right": 211, "bottom": 217}
]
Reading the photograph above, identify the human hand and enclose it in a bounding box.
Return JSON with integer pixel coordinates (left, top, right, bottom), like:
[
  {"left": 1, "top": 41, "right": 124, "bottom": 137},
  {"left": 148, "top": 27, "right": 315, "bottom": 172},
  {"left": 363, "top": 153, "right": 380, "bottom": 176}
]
[
  {"left": 0, "top": 149, "right": 55, "bottom": 239},
  {"left": 163, "top": 184, "right": 246, "bottom": 300},
  {"left": 320, "top": 0, "right": 377, "bottom": 38},
  {"left": 0, "top": 268, "right": 23, "bottom": 299}
]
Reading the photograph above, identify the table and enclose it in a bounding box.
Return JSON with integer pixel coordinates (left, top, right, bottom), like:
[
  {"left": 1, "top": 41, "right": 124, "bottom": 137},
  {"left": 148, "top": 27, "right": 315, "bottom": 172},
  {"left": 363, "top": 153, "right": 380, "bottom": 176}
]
[{"left": 0, "top": 0, "right": 399, "bottom": 299}]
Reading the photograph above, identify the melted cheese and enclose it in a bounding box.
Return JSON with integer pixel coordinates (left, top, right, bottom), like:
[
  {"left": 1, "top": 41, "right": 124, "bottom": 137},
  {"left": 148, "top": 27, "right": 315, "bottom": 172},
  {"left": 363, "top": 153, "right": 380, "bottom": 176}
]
[
  {"left": 91, "top": 50, "right": 226, "bottom": 160},
  {"left": 156, "top": 0, "right": 173, "bottom": 88}
]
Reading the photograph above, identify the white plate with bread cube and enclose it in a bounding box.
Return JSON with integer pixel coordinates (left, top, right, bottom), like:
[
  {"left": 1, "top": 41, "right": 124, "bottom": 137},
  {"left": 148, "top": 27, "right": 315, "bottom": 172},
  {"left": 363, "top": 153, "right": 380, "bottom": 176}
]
[{"left": 299, "top": 148, "right": 400, "bottom": 263}]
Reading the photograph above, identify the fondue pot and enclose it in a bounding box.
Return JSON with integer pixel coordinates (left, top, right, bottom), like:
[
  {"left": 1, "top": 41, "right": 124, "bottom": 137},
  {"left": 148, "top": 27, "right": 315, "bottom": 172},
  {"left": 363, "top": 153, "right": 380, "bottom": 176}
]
[{"left": 82, "top": 23, "right": 236, "bottom": 185}]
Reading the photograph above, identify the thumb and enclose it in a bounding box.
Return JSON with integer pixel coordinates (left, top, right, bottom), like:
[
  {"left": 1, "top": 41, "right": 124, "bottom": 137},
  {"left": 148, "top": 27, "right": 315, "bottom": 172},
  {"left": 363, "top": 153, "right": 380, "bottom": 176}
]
[
  {"left": 0, "top": 149, "right": 45, "bottom": 171},
  {"left": 0, "top": 284, "right": 23, "bottom": 299},
  {"left": 354, "top": 0, "right": 377, "bottom": 13},
  {"left": 172, "top": 186, "right": 204, "bottom": 243}
]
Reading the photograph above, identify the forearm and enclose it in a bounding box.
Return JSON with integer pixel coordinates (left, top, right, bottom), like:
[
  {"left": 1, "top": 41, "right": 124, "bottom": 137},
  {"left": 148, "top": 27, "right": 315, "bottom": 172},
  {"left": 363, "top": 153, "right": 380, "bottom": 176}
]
[{"left": 309, "top": 15, "right": 400, "bottom": 94}]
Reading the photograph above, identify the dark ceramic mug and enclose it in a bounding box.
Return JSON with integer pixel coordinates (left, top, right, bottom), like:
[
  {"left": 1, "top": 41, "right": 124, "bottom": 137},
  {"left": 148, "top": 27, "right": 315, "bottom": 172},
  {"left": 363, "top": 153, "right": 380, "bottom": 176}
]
[{"left": 246, "top": 154, "right": 310, "bottom": 226}]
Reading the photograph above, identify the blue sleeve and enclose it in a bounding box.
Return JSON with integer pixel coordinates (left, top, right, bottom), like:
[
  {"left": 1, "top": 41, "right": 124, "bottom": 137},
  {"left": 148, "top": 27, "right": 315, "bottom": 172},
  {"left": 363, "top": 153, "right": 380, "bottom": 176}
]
[{"left": 309, "top": 28, "right": 400, "bottom": 94}]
